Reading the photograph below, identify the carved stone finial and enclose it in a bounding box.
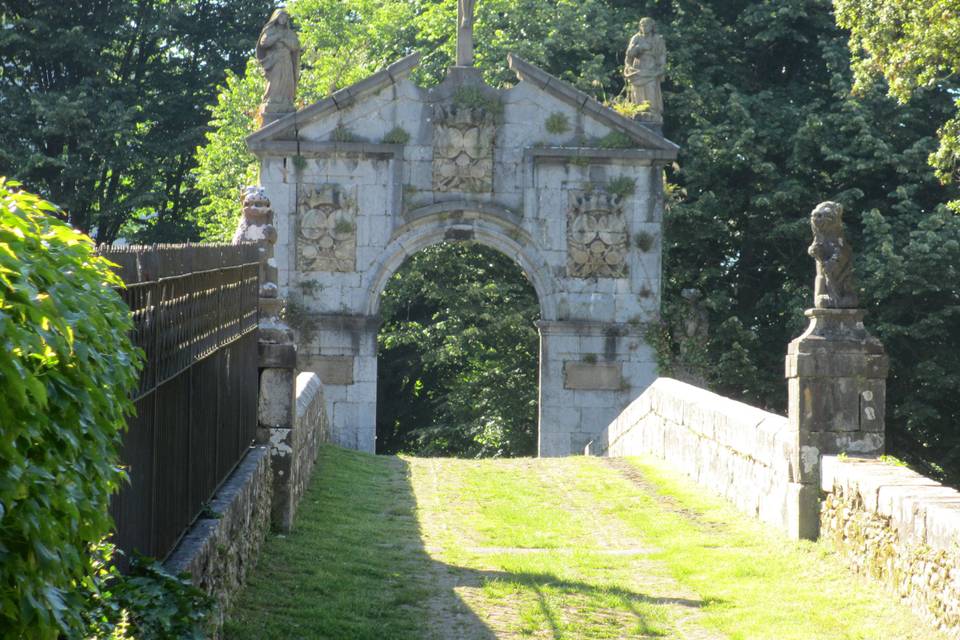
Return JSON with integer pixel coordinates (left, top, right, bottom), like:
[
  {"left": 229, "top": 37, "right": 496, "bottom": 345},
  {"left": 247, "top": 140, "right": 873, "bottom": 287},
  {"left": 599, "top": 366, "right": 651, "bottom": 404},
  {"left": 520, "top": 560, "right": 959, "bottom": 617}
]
[
  {"left": 234, "top": 186, "right": 293, "bottom": 344},
  {"left": 624, "top": 17, "right": 667, "bottom": 124},
  {"left": 456, "top": 0, "right": 475, "bottom": 66},
  {"left": 256, "top": 9, "right": 300, "bottom": 122},
  {"left": 808, "top": 201, "right": 858, "bottom": 309}
]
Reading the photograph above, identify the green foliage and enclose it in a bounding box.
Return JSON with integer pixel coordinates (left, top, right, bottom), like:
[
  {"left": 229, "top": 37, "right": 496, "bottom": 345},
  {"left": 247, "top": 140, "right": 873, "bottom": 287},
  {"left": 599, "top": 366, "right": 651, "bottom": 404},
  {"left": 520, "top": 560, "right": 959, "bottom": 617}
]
[
  {"left": 0, "top": 0, "right": 272, "bottom": 243},
  {"left": 834, "top": 0, "right": 960, "bottom": 188},
  {"left": 597, "top": 131, "right": 637, "bottom": 149},
  {"left": 192, "top": 62, "right": 264, "bottom": 242},
  {"left": 452, "top": 86, "right": 504, "bottom": 116},
  {"left": 608, "top": 98, "right": 650, "bottom": 119},
  {"left": 331, "top": 124, "right": 360, "bottom": 142},
  {"left": 383, "top": 126, "right": 412, "bottom": 145},
  {"left": 635, "top": 231, "right": 657, "bottom": 253},
  {"left": 0, "top": 181, "right": 141, "bottom": 637},
  {"left": 607, "top": 176, "right": 637, "bottom": 198},
  {"left": 80, "top": 543, "right": 216, "bottom": 640},
  {"left": 377, "top": 243, "right": 539, "bottom": 457},
  {"left": 655, "top": 0, "right": 960, "bottom": 482},
  {"left": 545, "top": 112, "right": 570, "bottom": 135}
]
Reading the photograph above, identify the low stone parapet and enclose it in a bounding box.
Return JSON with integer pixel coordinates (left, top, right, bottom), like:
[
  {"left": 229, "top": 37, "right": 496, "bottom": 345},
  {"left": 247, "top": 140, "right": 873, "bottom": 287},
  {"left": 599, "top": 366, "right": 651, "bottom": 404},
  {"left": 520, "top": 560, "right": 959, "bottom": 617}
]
[
  {"left": 821, "top": 456, "right": 960, "bottom": 636},
  {"left": 164, "top": 445, "right": 272, "bottom": 633},
  {"left": 586, "top": 377, "right": 810, "bottom": 536},
  {"left": 269, "top": 372, "right": 328, "bottom": 531}
]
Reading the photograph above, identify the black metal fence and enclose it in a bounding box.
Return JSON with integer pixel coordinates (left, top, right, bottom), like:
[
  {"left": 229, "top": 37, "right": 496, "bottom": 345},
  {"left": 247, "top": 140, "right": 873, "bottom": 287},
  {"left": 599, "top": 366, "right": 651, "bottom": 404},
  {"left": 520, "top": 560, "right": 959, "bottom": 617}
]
[{"left": 100, "top": 244, "right": 260, "bottom": 560}]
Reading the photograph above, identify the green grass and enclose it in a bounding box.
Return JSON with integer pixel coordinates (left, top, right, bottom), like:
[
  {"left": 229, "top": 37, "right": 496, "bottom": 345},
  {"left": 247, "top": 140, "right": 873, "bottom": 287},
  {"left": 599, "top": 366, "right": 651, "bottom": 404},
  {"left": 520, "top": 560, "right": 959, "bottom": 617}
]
[
  {"left": 594, "top": 457, "right": 945, "bottom": 640},
  {"left": 224, "top": 447, "right": 947, "bottom": 640},
  {"left": 222, "top": 447, "right": 435, "bottom": 639}
]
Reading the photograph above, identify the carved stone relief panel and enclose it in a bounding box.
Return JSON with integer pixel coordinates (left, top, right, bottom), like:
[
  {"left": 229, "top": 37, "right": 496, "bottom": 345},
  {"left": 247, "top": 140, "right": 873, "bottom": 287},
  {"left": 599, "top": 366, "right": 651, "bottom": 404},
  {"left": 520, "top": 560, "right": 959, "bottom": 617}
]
[
  {"left": 567, "top": 191, "right": 629, "bottom": 278},
  {"left": 432, "top": 104, "right": 495, "bottom": 192},
  {"left": 297, "top": 184, "right": 357, "bottom": 272}
]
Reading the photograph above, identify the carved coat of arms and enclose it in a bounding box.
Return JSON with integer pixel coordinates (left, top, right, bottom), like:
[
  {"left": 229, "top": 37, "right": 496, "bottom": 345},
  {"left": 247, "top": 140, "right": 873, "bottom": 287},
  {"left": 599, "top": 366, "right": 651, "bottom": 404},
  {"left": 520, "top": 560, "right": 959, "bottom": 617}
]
[
  {"left": 432, "top": 104, "right": 495, "bottom": 193},
  {"left": 297, "top": 184, "right": 357, "bottom": 272},
  {"left": 567, "top": 191, "right": 629, "bottom": 278}
]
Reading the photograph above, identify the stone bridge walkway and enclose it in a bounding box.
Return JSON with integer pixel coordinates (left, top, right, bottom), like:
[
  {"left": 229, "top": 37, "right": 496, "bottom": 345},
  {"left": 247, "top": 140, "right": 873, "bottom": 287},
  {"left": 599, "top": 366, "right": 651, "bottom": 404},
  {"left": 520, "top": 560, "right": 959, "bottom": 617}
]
[{"left": 223, "top": 446, "right": 946, "bottom": 639}]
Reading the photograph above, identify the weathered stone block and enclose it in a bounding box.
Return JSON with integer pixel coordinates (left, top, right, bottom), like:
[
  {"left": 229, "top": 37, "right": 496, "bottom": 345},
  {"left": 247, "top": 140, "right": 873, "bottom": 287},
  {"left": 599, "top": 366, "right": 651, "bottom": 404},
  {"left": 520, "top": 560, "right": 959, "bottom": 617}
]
[
  {"left": 563, "top": 361, "right": 622, "bottom": 390},
  {"left": 259, "top": 368, "right": 295, "bottom": 428},
  {"left": 300, "top": 355, "right": 355, "bottom": 385}
]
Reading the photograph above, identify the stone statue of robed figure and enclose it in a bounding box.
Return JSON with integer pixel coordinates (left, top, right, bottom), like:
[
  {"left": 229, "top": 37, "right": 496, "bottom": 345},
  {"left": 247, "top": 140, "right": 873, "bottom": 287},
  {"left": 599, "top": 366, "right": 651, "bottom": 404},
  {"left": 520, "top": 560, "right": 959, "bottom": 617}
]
[
  {"left": 624, "top": 17, "right": 666, "bottom": 123},
  {"left": 257, "top": 9, "right": 301, "bottom": 120}
]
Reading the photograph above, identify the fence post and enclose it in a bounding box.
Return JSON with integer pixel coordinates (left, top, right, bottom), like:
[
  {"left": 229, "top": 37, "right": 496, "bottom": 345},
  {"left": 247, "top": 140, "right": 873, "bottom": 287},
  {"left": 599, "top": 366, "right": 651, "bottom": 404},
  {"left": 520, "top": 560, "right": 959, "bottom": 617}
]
[
  {"left": 233, "top": 187, "right": 299, "bottom": 531},
  {"left": 785, "top": 202, "right": 888, "bottom": 540}
]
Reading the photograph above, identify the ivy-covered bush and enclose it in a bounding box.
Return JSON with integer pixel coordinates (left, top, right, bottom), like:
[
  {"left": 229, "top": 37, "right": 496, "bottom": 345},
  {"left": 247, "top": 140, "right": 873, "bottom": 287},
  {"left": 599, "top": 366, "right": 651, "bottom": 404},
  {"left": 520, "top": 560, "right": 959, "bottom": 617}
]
[
  {"left": 0, "top": 180, "right": 141, "bottom": 638},
  {"left": 79, "top": 543, "right": 215, "bottom": 639}
]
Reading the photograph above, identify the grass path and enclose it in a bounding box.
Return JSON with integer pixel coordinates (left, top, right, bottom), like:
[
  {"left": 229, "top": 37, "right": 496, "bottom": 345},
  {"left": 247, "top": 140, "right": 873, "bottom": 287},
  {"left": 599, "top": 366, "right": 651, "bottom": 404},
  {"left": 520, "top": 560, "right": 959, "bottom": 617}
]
[{"left": 223, "top": 446, "right": 947, "bottom": 639}]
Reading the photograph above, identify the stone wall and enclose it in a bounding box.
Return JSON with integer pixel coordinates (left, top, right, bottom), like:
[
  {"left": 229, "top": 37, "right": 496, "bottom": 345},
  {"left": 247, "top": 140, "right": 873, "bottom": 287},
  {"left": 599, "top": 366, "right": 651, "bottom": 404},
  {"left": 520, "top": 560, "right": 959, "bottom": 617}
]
[
  {"left": 587, "top": 377, "right": 810, "bottom": 535},
  {"left": 269, "top": 372, "right": 329, "bottom": 530},
  {"left": 164, "top": 446, "right": 272, "bottom": 633},
  {"left": 821, "top": 456, "right": 960, "bottom": 637}
]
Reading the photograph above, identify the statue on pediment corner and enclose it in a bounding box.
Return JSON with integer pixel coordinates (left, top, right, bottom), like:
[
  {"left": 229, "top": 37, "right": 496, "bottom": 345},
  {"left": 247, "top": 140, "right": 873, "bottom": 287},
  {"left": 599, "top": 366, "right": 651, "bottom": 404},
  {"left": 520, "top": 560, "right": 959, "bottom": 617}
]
[
  {"left": 624, "top": 17, "right": 666, "bottom": 123},
  {"left": 257, "top": 9, "right": 301, "bottom": 118}
]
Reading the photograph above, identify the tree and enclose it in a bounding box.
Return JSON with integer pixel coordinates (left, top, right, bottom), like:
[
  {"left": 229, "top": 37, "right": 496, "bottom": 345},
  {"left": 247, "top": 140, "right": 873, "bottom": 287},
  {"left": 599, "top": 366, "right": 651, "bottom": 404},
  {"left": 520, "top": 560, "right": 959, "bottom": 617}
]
[
  {"left": 834, "top": 0, "right": 960, "bottom": 198},
  {"left": 0, "top": 0, "right": 271, "bottom": 243},
  {"left": 377, "top": 243, "right": 540, "bottom": 457},
  {"left": 657, "top": 0, "right": 960, "bottom": 480}
]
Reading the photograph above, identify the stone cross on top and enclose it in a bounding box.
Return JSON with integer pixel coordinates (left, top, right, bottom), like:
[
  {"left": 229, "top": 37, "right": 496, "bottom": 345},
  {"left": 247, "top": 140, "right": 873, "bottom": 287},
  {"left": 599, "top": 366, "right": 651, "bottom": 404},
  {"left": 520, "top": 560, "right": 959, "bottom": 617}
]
[{"left": 457, "top": 0, "right": 475, "bottom": 66}]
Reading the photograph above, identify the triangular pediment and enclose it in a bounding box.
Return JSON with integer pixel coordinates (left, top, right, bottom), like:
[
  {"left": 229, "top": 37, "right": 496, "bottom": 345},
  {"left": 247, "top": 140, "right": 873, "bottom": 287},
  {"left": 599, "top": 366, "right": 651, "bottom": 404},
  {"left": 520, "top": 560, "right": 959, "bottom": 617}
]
[
  {"left": 247, "top": 53, "right": 422, "bottom": 148},
  {"left": 247, "top": 52, "right": 678, "bottom": 159},
  {"left": 506, "top": 54, "right": 678, "bottom": 154}
]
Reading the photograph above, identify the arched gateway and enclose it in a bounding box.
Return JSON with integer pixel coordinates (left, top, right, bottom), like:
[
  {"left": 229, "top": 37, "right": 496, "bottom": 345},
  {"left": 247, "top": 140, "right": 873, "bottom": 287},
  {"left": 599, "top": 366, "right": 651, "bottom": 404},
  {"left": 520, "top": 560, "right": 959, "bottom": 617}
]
[{"left": 247, "top": 51, "right": 678, "bottom": 456}]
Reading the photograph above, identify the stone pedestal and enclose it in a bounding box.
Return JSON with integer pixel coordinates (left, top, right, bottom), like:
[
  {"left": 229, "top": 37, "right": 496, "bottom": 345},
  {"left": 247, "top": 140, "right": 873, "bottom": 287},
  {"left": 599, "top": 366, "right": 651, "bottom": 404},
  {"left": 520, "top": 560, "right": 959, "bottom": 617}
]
[
  {"left": 786, "top": 308, "right": 888, "bottom": 456},
  {"left": 785, "top": 308, "right": 888, "bottom": 539}
]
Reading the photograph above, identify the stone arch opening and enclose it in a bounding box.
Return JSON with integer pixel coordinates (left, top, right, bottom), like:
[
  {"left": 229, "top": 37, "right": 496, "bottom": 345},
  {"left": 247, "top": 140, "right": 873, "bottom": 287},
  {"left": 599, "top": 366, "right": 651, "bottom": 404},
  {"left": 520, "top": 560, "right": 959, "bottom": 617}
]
[
  {"left": 363, "top": 206, "right": 558, "bottom": 322},
  {"left": 374, "top": 238, "right": 542, "bottom": 456}
]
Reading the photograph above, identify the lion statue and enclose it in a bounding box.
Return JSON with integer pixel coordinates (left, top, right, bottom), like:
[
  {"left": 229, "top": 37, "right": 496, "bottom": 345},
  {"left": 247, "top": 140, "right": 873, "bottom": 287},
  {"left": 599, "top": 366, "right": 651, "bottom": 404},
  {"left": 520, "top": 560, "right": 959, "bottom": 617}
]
[{"left": 808, "top": 201, "right": 858, "bottom": 309}]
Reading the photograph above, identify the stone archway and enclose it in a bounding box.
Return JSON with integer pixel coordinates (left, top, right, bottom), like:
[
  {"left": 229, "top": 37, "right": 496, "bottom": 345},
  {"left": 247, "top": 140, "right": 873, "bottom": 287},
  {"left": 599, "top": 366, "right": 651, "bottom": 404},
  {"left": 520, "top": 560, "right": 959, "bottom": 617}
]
[
  {"left": 369, "top": 217, "right": 546, "bottom": 455},
  {"left": 248, "top": 55, "right": 678, "bottom": 455},
  {"left": 363, "top": 204, "right": 559, "bottom": 320}
]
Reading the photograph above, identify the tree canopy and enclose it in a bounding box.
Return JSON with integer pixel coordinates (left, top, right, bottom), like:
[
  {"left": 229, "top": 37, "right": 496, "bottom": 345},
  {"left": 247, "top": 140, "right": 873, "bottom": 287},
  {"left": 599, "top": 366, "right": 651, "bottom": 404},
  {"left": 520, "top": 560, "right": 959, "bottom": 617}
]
[
  {"left": 834, "top": 0, "right": 960, "bottom": 197},
  {"left": 0, "top": 0, "right": 272, "bottom": 243}
]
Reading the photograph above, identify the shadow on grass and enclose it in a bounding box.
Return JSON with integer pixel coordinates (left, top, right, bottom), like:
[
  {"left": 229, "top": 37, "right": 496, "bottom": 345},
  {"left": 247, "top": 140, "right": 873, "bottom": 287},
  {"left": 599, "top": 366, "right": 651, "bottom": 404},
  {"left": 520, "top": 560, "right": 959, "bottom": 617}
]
[{"left": 223, "top": 446, "right": 707, "bottom": 639}]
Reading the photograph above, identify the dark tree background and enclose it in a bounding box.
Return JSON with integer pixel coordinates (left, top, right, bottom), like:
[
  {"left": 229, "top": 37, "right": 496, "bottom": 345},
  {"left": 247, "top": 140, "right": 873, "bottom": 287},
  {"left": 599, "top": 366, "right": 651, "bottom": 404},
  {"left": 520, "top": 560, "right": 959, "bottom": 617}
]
[{"left": 0, "top": 0, "right": 272, "bottom": 242}]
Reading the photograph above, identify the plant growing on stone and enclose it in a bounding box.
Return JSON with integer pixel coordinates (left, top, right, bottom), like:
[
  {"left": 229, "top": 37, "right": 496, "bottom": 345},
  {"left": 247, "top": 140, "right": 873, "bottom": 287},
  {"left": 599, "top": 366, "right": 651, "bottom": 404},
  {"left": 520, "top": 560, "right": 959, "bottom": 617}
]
[
  {"left": 334, "top": 219, "right": 356, "bottom": 234},
  {"left": 608, "top": 98, "right": 650, "bottom": 119},
  {"left": 0, "top": 181, "right": 142, "bottom": 637},
  {"left": 635, "top": 231, "right": 657, "bottom": 252},
  {"left": 331, "top": 124, "right": 360, "bottom": 142},
  {"left": 452, "top": 86, "right": 503, "bottom": 117},
  {"left": 598, "top": 131, "right": 636, "bottom": 150},
  {"left": 607, "top": 176, "right": 636, "bottom": 198},
  {"left": 545, "top": 112, "right": 570, "bottom": 135},
  {"left": 383, "top": 126, "right": 411, "bottom": 145}
]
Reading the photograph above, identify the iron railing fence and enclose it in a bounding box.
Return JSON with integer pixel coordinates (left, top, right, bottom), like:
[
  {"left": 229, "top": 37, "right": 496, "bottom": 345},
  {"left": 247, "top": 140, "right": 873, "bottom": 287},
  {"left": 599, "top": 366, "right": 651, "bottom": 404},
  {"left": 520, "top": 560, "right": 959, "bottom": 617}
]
[{"left": 99, "top": 244, "right": 260, "bottom": 560}]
